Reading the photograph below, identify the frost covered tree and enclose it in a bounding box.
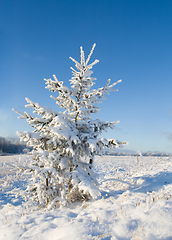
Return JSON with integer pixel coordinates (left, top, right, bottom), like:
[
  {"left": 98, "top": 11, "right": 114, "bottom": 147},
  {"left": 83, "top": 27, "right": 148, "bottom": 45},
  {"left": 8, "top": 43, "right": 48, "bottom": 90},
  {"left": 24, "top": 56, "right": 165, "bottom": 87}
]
[{"left": 13, "top": 44, "right": 126, "bottom": 208}]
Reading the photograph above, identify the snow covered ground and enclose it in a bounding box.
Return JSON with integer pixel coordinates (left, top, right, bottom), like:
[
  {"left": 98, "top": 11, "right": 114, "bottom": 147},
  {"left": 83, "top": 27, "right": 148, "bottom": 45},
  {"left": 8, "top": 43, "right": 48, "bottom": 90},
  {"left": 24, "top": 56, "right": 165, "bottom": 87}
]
[{"left": 1, "top": 154, "right": 172, "bottom": 239}]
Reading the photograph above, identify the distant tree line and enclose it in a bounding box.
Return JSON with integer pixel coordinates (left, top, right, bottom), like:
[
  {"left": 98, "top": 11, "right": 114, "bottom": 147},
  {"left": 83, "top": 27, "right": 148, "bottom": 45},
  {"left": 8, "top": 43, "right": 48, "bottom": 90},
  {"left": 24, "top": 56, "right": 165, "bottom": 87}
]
[
  {"left": 0, "top": 137, "right": 31, "bottom": 155},
  {"left": 106, "top": 150, "right": 172, "bottom": 157}
]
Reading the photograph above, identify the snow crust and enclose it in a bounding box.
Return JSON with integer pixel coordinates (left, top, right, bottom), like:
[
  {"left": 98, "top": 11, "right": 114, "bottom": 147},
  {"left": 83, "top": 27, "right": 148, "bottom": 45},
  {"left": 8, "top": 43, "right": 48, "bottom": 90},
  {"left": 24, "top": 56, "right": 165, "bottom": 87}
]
[{"left": 1, "top": 154, "right": 172, "bottom": 239}]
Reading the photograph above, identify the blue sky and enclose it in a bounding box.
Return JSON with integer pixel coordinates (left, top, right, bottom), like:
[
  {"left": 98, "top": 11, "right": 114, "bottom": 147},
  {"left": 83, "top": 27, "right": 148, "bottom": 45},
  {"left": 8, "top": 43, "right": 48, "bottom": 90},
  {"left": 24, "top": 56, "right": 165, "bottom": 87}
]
[{"left": 0, "top": 0, "right": 172, "bottom": 153}]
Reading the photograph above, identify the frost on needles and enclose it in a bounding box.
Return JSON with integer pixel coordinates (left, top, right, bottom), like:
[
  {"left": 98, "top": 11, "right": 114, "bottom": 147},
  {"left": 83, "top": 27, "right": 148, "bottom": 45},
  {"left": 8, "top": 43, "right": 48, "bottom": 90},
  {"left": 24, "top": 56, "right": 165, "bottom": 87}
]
[{"left": 13, "top": 43, "right": 126, "bottom": 209}]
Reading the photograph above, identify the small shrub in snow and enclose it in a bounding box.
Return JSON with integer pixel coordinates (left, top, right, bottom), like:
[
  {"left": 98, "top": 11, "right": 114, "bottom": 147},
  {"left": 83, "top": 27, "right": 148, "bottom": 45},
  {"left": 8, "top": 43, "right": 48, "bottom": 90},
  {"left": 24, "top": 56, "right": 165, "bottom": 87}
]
[{"left": 13, "top": 44, "right": 126, "bottom": 208}]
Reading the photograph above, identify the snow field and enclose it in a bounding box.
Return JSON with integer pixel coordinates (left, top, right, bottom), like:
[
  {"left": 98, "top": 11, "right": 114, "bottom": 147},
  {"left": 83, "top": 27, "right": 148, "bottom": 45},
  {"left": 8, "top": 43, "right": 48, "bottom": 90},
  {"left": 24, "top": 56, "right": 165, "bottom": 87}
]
[{"left": 1, "top": 155, "right": 172, "bottom": 239}]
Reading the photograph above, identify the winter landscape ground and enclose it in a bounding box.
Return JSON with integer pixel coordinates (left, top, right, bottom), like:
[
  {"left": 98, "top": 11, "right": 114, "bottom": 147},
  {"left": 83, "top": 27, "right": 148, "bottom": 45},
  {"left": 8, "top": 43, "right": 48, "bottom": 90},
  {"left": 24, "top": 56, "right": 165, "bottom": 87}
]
[{"left": 1, "top": 154, "right": 172, "bottom": 239}]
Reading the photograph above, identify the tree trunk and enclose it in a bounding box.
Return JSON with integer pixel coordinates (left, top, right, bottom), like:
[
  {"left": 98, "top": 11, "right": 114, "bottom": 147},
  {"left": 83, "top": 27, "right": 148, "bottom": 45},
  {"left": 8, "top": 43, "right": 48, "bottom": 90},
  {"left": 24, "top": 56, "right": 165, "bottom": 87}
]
[{"left": 89, "top": 158, "right": 93, "bottom": 169}]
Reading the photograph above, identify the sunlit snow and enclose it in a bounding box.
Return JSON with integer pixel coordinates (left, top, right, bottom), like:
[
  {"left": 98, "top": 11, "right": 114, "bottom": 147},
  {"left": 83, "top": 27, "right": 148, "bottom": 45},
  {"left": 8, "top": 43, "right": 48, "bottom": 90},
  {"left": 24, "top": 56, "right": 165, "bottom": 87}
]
[{"left": 1, "top": 154, "right": 172, "bottom": 239}]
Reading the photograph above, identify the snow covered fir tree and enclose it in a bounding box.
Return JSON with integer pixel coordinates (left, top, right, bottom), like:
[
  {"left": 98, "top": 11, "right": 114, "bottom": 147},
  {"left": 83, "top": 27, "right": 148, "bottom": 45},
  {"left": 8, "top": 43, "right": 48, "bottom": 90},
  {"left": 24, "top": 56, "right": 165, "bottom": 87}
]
[{"left": 13, "top": 44, "right": 126, "bottom": 208}]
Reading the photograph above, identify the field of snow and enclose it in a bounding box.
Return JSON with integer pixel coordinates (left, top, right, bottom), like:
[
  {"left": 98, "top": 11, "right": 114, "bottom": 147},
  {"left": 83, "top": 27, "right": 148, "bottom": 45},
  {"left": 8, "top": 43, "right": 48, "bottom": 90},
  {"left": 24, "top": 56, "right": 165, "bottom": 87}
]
[{"left": 1, "top": 154, "right": 172, "bottom": 240}]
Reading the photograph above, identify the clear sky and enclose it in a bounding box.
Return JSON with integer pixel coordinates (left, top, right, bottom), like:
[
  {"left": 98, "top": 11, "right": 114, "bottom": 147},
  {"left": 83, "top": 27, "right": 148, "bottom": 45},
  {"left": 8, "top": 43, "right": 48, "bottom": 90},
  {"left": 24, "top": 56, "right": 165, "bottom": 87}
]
[{"left": 0, "top": 0, "right": 172, "bottom": 153}]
